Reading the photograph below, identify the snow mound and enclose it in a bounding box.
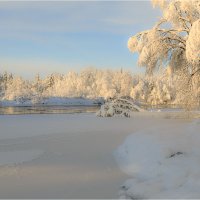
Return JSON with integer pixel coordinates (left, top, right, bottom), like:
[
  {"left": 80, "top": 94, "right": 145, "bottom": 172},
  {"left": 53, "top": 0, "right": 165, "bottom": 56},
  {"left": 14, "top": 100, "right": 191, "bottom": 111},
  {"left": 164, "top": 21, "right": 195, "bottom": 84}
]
[
  {"left": 96, "top": 97, "right": 146, "bottom": 117},
  {"left": 115, "top": 120, "right": 200, "bottom": 199}
]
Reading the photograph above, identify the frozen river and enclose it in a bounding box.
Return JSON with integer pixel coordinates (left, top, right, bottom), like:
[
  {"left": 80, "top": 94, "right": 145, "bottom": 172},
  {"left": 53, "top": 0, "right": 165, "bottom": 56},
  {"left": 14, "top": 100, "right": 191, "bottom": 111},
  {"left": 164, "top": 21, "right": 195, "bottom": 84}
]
[
  {"left": 0, "top": 112, "right": 133, "bottom": 198},
  {"left": 0, "top": 108, "right": 191, "bottom": 198}
]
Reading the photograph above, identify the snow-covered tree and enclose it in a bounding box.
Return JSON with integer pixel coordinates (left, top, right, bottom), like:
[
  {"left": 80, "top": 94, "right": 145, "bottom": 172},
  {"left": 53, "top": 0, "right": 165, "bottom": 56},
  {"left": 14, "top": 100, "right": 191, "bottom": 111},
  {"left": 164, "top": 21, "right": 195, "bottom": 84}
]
[
  {"left": 3, "top": 76, "right": 32, "bottom": 103},
  {"left": 128, "top": 0, "right": 199, "bottom": 73},
  {"left": 0, "top": 72, "right": 13, "bottom": 97},
  {"left": 128, "top": 0, "right": 200, "bottom": 106}
]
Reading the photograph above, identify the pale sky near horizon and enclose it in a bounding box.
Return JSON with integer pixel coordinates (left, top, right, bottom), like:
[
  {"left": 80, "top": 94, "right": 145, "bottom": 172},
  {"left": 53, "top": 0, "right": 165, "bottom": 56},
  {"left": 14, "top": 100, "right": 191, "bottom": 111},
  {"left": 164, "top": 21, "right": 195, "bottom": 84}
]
[{"left": 0, "top": 1, "right": 161, "bottom": 79}]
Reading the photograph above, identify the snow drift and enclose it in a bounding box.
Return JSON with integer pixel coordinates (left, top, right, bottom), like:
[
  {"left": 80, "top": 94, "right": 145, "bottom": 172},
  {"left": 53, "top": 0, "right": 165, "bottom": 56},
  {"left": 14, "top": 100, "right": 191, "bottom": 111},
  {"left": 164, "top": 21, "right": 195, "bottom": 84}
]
[{"left": 115, "top": 119, "right": 200, "bottom": 199}]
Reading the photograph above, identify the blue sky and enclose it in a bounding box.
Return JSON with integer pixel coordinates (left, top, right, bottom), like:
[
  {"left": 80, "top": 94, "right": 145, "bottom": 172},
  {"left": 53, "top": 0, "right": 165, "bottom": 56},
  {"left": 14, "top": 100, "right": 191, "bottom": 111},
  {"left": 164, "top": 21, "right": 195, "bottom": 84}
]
[{"left": 0, "top": 1, "right": 161, "bottom": 79}]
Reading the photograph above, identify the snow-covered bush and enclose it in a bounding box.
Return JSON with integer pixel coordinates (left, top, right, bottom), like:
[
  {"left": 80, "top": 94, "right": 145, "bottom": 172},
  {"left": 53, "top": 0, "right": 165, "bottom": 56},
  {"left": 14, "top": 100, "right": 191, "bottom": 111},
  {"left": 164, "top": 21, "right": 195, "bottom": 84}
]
[{"left": 96, "top": 97, "right": 145, "bottom": 117}]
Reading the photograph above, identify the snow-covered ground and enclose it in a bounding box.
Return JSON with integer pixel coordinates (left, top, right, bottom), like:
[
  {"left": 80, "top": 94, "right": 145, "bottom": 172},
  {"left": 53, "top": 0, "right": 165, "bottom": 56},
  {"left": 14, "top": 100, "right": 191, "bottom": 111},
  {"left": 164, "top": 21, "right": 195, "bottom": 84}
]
[
  {"left": 115, "top": 115, "right": 200, "bottom": 199},
  {"left": 0, "top": 110, "right": 199, "bottom": 198}
]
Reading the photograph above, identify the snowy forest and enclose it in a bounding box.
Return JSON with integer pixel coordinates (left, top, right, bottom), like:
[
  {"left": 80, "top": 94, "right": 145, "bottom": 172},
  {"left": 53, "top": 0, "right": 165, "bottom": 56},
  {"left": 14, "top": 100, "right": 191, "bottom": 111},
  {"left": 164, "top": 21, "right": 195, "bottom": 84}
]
[{"left": 0, "top": 67, "right": 199, "bottom": 107}]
